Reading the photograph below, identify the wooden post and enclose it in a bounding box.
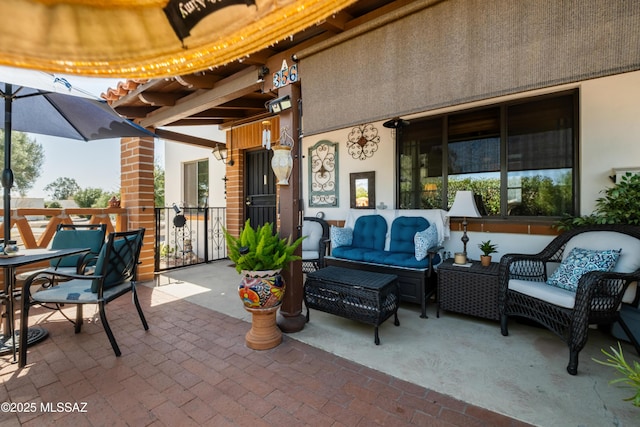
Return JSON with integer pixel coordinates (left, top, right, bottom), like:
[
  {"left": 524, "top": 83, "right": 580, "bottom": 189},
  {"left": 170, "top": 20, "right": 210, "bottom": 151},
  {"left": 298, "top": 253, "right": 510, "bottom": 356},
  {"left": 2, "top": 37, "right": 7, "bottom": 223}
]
[{"left": 275, "top": 83, "right": 306, "bottom": 333}]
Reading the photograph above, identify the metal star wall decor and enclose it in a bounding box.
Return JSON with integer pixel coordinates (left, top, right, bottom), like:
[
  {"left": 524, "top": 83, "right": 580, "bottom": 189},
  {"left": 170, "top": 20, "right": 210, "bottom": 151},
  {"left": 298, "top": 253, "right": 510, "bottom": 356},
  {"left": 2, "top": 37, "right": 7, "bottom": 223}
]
[{"left": 347, "top": 123, "right": 380, "bottom": 160}]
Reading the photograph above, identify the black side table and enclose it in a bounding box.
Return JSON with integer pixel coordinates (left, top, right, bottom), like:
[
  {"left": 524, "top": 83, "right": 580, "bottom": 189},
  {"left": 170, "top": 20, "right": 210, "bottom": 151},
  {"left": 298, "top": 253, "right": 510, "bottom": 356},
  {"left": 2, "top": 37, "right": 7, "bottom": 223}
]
[{"left": 437, "top": 259, "right": 500, "bottom": 320}]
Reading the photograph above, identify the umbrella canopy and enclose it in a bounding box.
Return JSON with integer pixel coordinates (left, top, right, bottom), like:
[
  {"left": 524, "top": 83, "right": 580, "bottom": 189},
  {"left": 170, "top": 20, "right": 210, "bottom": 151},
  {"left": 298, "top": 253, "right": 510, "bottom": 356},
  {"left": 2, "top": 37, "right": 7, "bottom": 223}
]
[
  {"left": 0, "top": 0, "right": 358, "bottom": 79},
  {"left": 0, "top": 80, "right": 156, "bottom": 240},
  {"left": 0, "top": 84, "right": 155, "bottom": 141}
]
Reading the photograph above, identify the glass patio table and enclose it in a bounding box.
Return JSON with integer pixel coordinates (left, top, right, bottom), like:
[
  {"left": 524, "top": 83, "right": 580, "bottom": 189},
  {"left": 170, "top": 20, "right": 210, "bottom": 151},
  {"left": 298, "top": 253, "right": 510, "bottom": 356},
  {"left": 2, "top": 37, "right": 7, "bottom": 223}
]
[{"left": 0, "top": 247, "right": 90, "bottom": 363}]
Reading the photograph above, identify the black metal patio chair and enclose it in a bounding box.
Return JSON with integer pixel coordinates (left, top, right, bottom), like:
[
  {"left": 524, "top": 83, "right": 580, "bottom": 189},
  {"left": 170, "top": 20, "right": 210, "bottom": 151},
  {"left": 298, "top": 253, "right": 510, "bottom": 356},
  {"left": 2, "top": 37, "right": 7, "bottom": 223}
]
[
  {"left": 15, "top": 223, "right": 107, "bottom": 283},
  {"left": 18, "top": 228, "right": 148, "bottom": 367}
]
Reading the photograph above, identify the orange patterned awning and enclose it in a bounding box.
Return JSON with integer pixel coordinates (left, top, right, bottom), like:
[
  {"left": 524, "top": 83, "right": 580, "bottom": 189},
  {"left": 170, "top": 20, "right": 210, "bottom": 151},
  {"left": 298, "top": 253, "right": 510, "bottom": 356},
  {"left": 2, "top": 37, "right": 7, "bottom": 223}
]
[{"left": 0, "top": 0, "right": 357, "bottom": 78}]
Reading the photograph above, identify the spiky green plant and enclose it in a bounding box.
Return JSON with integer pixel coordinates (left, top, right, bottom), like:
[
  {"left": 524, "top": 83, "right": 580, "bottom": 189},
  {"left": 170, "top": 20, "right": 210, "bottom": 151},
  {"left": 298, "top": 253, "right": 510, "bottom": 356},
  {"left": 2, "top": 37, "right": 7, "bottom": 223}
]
[
  {"left": 478, "top": 240, "right": 498, "bottom": 257},
  {"left": 593, "top": 342, "right": 640, "bottom": 407},
  {"left": 223, "top": 219, "right": 304, "bottom": 273}
]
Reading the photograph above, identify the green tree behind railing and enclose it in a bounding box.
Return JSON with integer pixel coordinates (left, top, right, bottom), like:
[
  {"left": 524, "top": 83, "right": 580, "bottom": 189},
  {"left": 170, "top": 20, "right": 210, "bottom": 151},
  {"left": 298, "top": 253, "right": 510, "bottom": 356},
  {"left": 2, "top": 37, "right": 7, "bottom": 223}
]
[
  {"left": 155, "top": 163, "right": 165, "bottom": 207},
  {"left": 74, "top": 187, "right": 104, "bottom": 208},
  {"left": 44, "top": 177, "right": 81, "bottom": 200},
  {"left": 0, "top": 130, "right": 45, "bottom": 197}
]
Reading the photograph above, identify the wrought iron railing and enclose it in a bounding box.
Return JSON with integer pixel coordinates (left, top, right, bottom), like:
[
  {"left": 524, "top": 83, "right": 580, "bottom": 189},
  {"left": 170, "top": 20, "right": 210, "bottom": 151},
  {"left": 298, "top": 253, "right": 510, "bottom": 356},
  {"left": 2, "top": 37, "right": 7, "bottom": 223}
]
[{"left": 154, "top": 206, "right": 227, "bottom": 272}]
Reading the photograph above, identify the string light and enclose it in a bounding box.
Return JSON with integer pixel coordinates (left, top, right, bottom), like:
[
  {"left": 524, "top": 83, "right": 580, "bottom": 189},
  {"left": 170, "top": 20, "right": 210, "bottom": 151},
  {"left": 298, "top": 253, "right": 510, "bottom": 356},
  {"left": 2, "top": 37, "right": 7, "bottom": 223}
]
[{"left": 0, "top": 0, "right": 358, "bottom": 79}]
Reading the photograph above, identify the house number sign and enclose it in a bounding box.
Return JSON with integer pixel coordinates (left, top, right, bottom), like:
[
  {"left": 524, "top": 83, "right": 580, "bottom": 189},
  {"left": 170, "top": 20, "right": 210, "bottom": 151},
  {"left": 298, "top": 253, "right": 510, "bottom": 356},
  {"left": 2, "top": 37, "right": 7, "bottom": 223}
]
[{"left": 273, "top": 60, "right": 298, "bottom": 88}]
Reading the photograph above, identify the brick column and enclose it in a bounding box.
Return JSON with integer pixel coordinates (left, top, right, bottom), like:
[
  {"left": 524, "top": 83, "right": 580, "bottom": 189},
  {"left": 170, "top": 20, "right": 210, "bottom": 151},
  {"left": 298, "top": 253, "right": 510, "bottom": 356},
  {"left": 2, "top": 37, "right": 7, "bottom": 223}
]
[
  {"left": 225, "top": 129, "right": 244, "bottom": 237},
  {"left": 121, "top": 136, "right": 155, "bottom": 282}
]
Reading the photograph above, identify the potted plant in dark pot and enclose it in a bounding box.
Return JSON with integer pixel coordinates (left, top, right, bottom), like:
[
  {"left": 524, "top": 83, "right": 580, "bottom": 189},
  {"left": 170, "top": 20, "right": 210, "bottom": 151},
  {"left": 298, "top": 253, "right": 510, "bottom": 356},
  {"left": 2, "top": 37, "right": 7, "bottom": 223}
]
[
  {"left": 223, "top": 219, "right": 304, "bottom": 350},
  {"left": 478, "top": 240, "right": 498, "bottom": 267}
]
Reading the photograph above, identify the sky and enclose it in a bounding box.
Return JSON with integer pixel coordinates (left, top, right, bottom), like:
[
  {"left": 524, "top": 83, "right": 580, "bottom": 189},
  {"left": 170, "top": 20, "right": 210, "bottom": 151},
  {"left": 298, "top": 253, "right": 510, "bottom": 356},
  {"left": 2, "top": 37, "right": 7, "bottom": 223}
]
[{"left": 5, "top": 72, "right": 164, "bottom": 199}]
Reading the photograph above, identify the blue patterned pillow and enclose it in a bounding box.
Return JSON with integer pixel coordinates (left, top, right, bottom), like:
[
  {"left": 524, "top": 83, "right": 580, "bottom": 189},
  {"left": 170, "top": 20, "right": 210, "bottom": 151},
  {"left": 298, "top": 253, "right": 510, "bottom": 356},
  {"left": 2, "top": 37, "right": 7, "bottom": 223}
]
[
  {"left": 414, "top": 226, "right": 438, "bottom": 261},
  {"left": 330, "top": 226, "right": 353, "bottom": 248},
  {"left": 547, "top": 247, "right": 621, "bottom": 292}
]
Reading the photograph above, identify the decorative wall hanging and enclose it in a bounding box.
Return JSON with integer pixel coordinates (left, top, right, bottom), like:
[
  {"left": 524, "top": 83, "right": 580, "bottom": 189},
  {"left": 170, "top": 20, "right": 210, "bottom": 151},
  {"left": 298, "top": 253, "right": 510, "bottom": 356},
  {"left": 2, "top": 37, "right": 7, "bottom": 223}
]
[
  {"left": 309, "top": 140, "right": 338, "bottom": 207},
  {"left": 350, "top": 171, "right": 375, "bottom": 209},
  {"left": 346, "top": 123, "right": 380, "bottom": 160}
]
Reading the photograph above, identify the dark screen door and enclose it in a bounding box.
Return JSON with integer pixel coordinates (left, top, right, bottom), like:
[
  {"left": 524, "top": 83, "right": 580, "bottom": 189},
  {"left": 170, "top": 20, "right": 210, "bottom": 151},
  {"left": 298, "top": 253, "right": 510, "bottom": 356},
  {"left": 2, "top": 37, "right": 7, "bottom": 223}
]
[{"left": 245, "top": 149, "right": 276, "bottom": 228}]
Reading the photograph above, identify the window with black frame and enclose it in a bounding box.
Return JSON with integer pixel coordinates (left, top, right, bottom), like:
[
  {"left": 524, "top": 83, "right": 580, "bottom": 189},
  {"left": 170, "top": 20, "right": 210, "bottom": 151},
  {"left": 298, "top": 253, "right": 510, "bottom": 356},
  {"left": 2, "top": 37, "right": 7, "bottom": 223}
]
[
  {"left": 397, "top": 91, "right": 576, "bottom": 218},
  {"left": 398, "top": 118, "right": 443, "bottom": 209}
]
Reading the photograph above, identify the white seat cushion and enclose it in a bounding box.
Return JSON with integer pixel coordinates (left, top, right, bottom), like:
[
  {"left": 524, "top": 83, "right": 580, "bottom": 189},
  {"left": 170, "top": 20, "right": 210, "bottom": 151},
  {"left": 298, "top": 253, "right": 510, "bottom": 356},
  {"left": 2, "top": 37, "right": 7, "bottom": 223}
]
[
  {"left": 302, "top": 250, "right": 320, "bottom": 260},
  {"left": 509, "top": 279, "right": 576, "bottom": 309},
  {"left": 32, "top": 279, "right": 131, "bottom": 304}
]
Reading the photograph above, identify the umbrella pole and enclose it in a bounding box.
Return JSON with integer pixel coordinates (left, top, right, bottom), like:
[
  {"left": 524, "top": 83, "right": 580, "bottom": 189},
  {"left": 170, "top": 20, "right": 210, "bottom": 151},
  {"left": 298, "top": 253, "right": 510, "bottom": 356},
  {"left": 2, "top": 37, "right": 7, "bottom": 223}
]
[
  {"left": 1, "top": 83, "right": 14, "bottom": 358},
  {"left": 2, "top": 83, "right": 13, "bottom": 241}
]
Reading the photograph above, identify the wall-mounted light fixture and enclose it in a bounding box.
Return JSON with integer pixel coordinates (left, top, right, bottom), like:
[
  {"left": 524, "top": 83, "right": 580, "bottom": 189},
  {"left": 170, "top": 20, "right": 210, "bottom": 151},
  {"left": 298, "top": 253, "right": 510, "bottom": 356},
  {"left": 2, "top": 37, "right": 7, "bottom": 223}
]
[
  {"left": 383, "top": 116, "right": 410, "bottom": 140},
  {"left": 267, "top": 95, "right": 292, "bottom": 113},
  {"left": 212, "top": 144, "right": 234, "bottom": 166},
  {"left": 382, "top": 117, "right": 410, "bottom": 129},
  {"left": 257, "top": 65, "right": 269, "bottom": 83}
]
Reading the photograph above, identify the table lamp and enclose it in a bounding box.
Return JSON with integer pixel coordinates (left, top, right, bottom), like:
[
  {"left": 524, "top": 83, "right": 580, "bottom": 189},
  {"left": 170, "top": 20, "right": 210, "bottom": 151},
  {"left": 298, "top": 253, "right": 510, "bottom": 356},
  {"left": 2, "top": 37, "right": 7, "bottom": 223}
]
[{"left": 447, "top": 190, "right": 481, "bottom": 264}]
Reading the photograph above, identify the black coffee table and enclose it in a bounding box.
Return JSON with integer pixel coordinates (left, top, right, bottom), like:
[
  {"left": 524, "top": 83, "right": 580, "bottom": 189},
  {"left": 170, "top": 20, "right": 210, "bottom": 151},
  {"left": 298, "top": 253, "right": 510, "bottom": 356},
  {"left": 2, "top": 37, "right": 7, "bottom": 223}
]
[{"left": 304, "top": 266, "right": 399, "bottom": 344}]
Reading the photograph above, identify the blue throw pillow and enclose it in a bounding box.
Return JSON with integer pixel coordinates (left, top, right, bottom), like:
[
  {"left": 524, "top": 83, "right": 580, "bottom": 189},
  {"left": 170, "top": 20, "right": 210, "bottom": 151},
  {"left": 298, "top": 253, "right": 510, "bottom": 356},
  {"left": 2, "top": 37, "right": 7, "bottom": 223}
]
[
  {"left": 547, "top": 247, "right": 621, "bottom": 292},
  {"left": 330, "top": 226, "right": 353, "bottom": 248},
  {"left": 414, "top": 226, "right": 438, "bottom": 261}
]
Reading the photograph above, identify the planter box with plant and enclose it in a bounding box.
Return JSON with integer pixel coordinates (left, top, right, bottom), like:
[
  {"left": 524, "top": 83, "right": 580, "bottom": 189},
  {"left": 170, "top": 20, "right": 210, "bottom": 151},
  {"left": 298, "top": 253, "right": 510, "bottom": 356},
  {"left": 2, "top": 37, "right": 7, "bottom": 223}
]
[{"left": 224, "top": 219, "right": 304, "bottom": 307}]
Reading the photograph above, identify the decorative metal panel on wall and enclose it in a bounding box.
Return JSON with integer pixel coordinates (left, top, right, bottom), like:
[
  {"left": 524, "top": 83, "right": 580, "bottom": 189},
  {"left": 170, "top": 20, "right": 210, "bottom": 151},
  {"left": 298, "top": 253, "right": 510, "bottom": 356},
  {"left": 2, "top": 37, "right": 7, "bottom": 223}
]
[
  {"left": 346, "top": 123, "right": 379, "bottom": 160},
  {"left": 308, "top": 140, "right": 338, "bottom": 207}
]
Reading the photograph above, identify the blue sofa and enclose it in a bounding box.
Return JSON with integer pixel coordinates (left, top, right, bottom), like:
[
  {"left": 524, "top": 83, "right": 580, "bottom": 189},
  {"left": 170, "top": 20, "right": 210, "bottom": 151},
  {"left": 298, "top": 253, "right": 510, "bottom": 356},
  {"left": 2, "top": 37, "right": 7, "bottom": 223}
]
[{"left": 326, "top": 213, "right": 443, "bottom": 318}]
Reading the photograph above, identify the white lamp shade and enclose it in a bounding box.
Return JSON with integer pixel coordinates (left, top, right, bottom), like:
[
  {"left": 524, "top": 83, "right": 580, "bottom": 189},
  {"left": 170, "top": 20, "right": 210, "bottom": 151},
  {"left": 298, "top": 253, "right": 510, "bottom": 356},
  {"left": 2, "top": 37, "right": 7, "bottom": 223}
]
[{"left": 447, "top": 191, "right": 482, "bottom": 218}]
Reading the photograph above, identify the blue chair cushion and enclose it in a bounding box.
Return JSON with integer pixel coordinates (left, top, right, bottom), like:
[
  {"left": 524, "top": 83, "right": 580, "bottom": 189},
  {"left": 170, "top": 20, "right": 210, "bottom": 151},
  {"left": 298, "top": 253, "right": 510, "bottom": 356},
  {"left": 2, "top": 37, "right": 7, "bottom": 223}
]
[
  {"left": 331, "top": 246, "right": 378, "bottom": 262},
  {"left": 389, "top": 216, "right": 429, "bottom": 254},
  {"left": 351, "top": 215, "right": 387, "bottom": 251},
  {"left": 91, "top": 234, "right": 139, "bottom": 292},
  {"left": 50, "top": 229, "right": 105, "bottom": 268},
  {"left": 363, "top": 250, "right": 438, "bottom": 269}
]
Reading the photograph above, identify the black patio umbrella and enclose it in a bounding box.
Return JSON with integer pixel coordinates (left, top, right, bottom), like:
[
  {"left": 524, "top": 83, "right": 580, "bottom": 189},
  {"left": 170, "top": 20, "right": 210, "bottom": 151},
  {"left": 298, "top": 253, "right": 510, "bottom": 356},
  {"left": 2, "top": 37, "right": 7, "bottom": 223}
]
[{"left": 0, "top": 81, "right": 156, "bottom": 241}]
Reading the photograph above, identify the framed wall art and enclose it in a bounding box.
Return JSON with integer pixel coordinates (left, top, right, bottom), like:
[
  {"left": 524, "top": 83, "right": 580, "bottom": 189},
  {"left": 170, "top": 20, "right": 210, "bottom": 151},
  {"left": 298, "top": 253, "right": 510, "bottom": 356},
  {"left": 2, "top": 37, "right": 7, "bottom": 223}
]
[
  {"left": 308, "top": 140, "right": 338, "bottom": 207},
  {"left": 350, "top": 171, "right": 375, "bottom": 209}
]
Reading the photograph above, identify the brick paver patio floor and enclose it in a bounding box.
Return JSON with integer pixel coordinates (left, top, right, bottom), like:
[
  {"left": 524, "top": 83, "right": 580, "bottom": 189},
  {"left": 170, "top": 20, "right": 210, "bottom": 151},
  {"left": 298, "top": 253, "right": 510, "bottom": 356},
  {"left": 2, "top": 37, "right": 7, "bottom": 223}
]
[{"left": 0, "top": 283, "right": 532, "bottom": 426}]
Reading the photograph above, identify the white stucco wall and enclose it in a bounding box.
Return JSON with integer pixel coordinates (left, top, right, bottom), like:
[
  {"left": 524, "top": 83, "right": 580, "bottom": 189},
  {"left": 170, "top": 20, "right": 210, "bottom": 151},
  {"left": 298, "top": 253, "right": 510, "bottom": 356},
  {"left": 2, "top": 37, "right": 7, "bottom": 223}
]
[
  {"left": 580, "top": 71, "right": 640, "bottom": 214},
  {"left": 301, "top": 70, "right": 640, "bottom": 259},
  {"left": 163, "top": 126, "right": 227, "bottom": 209}
]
